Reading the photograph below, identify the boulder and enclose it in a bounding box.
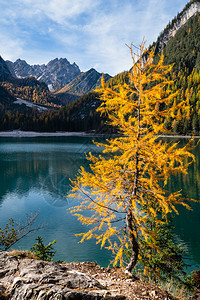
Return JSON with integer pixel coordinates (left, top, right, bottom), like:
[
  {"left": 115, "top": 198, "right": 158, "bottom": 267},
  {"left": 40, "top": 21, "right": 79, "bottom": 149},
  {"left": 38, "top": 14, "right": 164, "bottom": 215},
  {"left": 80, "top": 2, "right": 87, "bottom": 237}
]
[{"left": 0, "top": 252, "right": 125, "bottom": 300}]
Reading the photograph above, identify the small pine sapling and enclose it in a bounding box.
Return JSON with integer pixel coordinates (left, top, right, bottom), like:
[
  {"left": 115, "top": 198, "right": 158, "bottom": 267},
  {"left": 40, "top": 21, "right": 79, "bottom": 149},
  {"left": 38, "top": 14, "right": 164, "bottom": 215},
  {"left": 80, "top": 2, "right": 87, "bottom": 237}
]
[{"left": 30, "top": 236, "right": 56, "bottom": 261}]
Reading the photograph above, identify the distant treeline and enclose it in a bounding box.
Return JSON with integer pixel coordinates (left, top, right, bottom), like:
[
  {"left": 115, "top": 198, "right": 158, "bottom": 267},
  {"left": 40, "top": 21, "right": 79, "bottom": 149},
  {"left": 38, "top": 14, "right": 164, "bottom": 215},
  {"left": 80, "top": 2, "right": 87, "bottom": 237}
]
[{"left": 0, "top": 91, "right": 114, "bottom": 133}]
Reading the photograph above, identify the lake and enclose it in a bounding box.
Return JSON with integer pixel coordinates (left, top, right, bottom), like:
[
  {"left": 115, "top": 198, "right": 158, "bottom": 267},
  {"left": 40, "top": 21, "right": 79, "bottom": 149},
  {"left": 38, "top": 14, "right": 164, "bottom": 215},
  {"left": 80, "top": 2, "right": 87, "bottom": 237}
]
[{"left": 0, "top": 136, "right": 199, "bottom": 271}]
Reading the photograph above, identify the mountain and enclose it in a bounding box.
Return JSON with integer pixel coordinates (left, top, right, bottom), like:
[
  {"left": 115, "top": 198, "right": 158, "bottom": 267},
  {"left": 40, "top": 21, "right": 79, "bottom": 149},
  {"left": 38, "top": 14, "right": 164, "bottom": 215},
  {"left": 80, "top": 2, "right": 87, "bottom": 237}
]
[
  {"left": 56, "top": 68, "right": 112, "bottom": 103},
  {"left": 1, "top": 0, "right": 200, "bottom": 133},
  {"left": 161, "top": 13, "right": 200, "bottom": 73},
  {"left": 0, "top": 55, "right": 62, "bottom": 108},
  {"left": 5, "top": 58, "right": 112, "bottom": 105},
  {"left": 2, "top": 54, "right": 112, "bottom": 109},
  {"left": 6, "top": 59, "right": 37, "bottom": 78},
  {"left": 154, "top": 0, "right": 200, "bottom": 53},
  {"left": 6, "top": 58, "right": 81, "bottom": 91},
  {"left": 53, "top": 1, "right": 200, "bottom": 134},
  {"left": 148, "top": 1, "right": 200, "bottom": 135},
  {"left": 0, "top": 56, "right": 12, "bottom": 81},
  {"left": 1, "top": 76, "right": 62, "bottom": 108}
]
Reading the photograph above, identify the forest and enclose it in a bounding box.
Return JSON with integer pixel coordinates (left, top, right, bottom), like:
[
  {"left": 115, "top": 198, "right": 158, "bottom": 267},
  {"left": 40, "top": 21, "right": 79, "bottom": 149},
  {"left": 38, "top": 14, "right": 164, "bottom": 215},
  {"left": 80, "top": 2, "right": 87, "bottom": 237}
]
[{"left": 0, "top": 13, "right": 200, "bottom": 135}]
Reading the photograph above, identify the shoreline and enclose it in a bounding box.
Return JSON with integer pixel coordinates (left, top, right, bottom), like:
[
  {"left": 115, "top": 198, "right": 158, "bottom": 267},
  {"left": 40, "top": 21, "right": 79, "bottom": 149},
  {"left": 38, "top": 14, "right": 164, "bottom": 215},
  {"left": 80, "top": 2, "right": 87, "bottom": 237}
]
[
  {"left": 0, "top": 130, "right": 199, "bottom": 138},
  {"left": 0, "top": 130, "right": 93, "bottom": 137},
  {"left": 158, "top": 134, "right": 200, "bottom": 139}
]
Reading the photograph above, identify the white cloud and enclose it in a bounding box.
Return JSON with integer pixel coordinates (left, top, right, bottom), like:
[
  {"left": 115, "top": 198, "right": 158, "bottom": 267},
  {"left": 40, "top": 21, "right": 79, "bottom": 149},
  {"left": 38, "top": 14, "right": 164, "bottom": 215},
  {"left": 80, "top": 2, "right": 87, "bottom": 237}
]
[
  {"left": 0, "top": 33, "right": 24, "bottom": 61},
  {"left": 0, "top": 0, "right": 188, "bottom": 74},
  {"left": 19, "top": 0, "right": 100, "bottom": 24},
  {"left": 74, "top": 0, "right": 187, "bottom": 74},
  {"left": 71, "top": 2, "right": 150, "bottom": 74}
]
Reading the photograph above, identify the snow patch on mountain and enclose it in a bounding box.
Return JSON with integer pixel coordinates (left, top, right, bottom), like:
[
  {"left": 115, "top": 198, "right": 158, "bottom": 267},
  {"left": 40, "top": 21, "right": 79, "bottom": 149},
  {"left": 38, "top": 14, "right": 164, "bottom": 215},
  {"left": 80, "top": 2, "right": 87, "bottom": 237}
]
[
  {"left": 14, "top": 98, "right": 49, "bottom": 112},
  {"left": 6, "top": 58, "right": 81, "bottom": 90}
]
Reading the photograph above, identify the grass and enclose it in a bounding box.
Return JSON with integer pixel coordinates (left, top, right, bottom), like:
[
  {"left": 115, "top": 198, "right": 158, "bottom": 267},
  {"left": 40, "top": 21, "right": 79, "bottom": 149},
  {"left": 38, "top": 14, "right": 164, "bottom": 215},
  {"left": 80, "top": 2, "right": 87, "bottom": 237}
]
[{"left": 7, "top": 250, "right": 38, "bottom": 259}]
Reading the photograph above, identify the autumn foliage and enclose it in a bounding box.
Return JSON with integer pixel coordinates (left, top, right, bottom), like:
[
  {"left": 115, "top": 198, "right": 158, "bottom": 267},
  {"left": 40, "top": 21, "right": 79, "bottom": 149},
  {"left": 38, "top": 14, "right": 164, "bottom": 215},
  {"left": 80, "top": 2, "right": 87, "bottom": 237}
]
[{"left": 69, "top": 42, "right": 195, "bottom": 272}]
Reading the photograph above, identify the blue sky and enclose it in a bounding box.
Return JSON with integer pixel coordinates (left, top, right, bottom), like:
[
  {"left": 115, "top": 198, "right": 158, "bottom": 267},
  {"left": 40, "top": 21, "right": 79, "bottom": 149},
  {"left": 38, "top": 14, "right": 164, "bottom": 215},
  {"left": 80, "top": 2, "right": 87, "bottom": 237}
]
[{"left": 0, "top": 0, "right": 188, "bottom": 75}]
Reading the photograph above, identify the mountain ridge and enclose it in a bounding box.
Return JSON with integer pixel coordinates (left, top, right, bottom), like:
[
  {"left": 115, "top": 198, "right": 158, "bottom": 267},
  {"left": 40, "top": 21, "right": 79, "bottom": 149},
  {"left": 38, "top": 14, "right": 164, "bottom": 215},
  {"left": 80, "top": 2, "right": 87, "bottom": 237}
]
[
  {"left": 1, "top": 0, "right": 200, "bottom": 133},
  {"left": 154, "top": 0, "right": 200, "bottom": 52},
  {"left": 6, "top": 58, "right": 81, "bottom": 91},
  {"left": 56, "top": 68, "right": 111, "bottom": 103}
]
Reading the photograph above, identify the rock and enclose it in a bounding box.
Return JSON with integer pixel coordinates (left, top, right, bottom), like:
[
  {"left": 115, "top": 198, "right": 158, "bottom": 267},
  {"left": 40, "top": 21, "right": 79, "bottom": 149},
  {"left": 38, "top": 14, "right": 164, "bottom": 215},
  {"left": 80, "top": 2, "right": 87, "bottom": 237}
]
[
  {"left": 150, "top": 290, "right": 158, "bottom": 299},
  {"left": 56, "top": 68, "right": 111, "bottom": 102},
  {"left": 6, "top": 58, "right": 81, "bottom": 90},
  {"left": 156, "top": 2, "right": 200, "bottom": 52},
  {"left": 0, "top": 56, "right": 12, "bottom": 81},
  {"left": 0, "top": 252, "right": 125, "bottom": 300}
]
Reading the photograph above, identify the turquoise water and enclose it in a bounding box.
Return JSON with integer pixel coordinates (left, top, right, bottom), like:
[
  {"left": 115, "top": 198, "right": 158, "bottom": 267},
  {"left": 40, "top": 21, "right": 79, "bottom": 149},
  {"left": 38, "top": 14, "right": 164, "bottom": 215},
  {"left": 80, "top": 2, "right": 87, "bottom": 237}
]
[
  {"left": 0, "top": 136, "right": 199, "bottom": 271},
  {"left": 166, "top": 138, "right": 200, "bottom": 272},
  {"left": 0, "top": 136, "right": 111, "bottom": 266}
]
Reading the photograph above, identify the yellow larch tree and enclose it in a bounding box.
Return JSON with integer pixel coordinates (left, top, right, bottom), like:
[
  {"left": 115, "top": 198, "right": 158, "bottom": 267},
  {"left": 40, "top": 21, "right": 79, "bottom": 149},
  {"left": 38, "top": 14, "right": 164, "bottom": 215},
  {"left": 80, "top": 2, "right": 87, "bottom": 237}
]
[{"left": 68, "top": 41, "right": 195, "bottom": 272}]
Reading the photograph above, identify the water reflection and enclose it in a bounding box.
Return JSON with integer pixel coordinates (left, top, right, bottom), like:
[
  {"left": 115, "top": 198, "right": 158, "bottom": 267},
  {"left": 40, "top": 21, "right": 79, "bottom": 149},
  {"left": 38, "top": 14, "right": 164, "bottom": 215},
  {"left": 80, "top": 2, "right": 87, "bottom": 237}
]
[
  {"left": 0, "top": 136, "right": 112, "bottom": 265},
  {"left": 0, "top": 137, "right": 103, "bottom": 206},
  {"left": 0, "top": 136, "right": 200, "bottom": 269},
  {"left": 163, "top": 138, "right": 200, "bottom": 269}
]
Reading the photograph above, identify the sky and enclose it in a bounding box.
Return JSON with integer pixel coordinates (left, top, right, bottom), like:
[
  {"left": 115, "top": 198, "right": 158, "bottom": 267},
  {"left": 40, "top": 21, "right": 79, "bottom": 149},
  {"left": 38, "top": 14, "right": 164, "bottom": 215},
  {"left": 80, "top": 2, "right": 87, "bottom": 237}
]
[{"left": 0, "top": 0, "right": 189, "bottom": 76}]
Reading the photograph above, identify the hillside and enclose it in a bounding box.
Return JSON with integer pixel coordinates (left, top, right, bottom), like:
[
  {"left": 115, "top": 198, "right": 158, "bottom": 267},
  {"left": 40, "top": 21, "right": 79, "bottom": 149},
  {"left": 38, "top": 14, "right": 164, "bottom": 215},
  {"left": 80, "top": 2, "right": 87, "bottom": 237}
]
[
  {"left": 1, "top": 1, "right": 200, "bottom": 133},
  {"left": 161, "top": 12, "right": 200, "bottom": 71},
  {"left": 0, "top": 59, "right": 19, "bottom": 113},
  {"left": 0, "top": 76, "right": 61, "bottom": 108},
  {"left": 56, "top": 68, "right": 111, "bottom": 104},
  {"left": 0, "top": 85, "right": 16, "bottom": 109},
  {"left": 159, "top": 12, "right": 200, "bottom": 135},
  {"left": 153, "top": 0, "right": 200, "bottom": 53}
]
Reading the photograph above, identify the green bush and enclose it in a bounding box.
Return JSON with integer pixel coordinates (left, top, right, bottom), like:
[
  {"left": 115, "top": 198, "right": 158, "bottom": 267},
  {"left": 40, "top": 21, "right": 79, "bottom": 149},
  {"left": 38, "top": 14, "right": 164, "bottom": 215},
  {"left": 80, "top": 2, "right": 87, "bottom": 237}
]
[{"left": 30, "top": 236, "right": 56, "bottom": 261}]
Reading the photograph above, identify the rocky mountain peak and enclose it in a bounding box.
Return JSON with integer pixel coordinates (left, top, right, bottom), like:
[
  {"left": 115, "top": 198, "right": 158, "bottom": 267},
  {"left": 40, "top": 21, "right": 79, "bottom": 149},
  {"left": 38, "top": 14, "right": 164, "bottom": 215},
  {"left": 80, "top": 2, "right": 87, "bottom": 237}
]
[
  {"left": 60, "top": 58, "right": 69, "bottom": 63},
  {"left": 88, "top": 67, "right": 97, "bottom": 73},
  {"left": 6, "top": 58, "right": 81, "bottom": 91},
  {"left": 0, "top": 56, "right": 12, "bottom": 80},
  {"left": 56, "top": 67, "right": 111, "bottom": 103},
  {"left": 46, "top": 57, "right": 68, "bottom": 67},
  {"left": 15, "top": 58, "right": 27, "bottom": 64}
]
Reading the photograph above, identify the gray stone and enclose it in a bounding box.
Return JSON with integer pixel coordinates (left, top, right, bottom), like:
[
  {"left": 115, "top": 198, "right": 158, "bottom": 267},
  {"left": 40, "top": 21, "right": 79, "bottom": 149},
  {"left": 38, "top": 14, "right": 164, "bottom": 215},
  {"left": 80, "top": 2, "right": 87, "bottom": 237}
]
[
  {"left": 156, "top": 2, "right": 200, "bottom": 51},
  {"left": 6, "top": 58, "right": 81, "bottom": 90},
  {"left": 0, "top": 252, "right": 125, "bottom": 300}
]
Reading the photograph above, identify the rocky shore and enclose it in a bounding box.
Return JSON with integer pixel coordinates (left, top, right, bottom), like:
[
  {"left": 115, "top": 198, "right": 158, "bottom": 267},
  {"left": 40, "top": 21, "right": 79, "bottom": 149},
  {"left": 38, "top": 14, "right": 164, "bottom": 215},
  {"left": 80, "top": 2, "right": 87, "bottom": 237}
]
[{"left": 0, "top": 251, "right": 174, "bottom": 300}]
